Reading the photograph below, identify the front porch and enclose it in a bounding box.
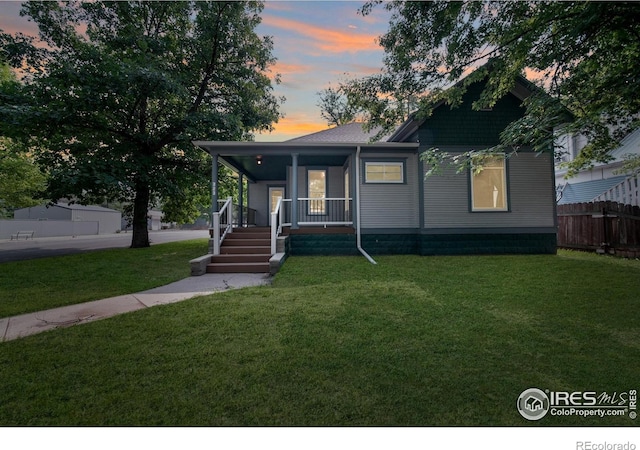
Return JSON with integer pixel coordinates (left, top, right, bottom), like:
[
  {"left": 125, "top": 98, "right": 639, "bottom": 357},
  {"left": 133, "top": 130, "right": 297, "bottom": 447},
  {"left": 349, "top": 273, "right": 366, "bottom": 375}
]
[
  {"left": 192, "top": 142, "right": 359, "bottom": 274},
  {"left": 189, "top": 137, "right": 419, "bottom": 274}
]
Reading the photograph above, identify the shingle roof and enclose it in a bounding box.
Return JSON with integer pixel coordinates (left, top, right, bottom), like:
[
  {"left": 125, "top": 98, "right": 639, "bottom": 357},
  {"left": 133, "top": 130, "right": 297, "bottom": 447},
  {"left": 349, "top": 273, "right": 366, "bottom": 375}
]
[
  {"left": 286, "top": 122, "right": 388, "bottom": 143},
  {"left": 557, "top": 176, "right": 629, "bottom": 205}
]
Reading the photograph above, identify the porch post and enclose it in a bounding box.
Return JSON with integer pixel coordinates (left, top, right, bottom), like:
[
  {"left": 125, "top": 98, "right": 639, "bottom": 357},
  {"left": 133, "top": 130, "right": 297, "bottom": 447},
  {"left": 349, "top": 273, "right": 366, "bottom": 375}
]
[
  {"left": 291, "top": 153, "right": 299, "bottom": 229},
  {"left": 211, "top": 153, "right": 219, "bottom": 215},
  {"left": 210, "top": 153, "right": 219, "bottom": 254},
  {"left": 237, "top": 173, "right": 244, "bottom": 227}
]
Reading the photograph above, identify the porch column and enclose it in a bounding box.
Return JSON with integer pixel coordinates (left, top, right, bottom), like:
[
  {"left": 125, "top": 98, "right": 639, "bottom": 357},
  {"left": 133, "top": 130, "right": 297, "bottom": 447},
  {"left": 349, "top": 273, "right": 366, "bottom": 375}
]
[
  {"left": 210, "top": 153, "right": 219, "bottom": 254},
  {"left": 291, "top": 153, "right": 299, "bottom": 229},
  {"left": 237, "top": 173, "right": 244, "bottom": 227},
  {"left": 211, "top": 153, "right": 219, "bottom": 215}
]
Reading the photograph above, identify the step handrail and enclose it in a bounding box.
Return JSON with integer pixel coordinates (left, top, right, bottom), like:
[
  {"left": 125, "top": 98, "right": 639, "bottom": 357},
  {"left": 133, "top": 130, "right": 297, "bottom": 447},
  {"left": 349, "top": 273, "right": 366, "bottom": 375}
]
[
  {"left": 270, "top": 196, "right": 283, "bottom": 255},
  {"left": 212, "top": 196, "right": 233, "bottom": 255}
]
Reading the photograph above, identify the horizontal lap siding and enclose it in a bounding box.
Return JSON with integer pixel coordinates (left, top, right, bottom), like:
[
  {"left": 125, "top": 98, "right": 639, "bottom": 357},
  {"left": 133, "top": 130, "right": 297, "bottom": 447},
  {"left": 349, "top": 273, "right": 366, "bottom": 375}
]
[
  {"left": 360, "top": 153, "right": 419, "bottom": 228},
  {"left": 424, "top": 152, "right": 555, "bottom": 228}
]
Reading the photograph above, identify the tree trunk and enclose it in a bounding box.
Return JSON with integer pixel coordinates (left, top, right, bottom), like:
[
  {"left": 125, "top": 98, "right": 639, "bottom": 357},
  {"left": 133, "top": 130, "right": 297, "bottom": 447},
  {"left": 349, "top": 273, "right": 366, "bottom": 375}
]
[{"left": 131, "top": 179, "right": 151, "bottom": 248}]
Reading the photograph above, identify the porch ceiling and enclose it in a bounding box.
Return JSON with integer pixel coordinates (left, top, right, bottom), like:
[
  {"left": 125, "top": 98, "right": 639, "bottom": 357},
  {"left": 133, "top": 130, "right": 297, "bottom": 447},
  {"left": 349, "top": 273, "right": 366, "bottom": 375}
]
[
  {"left": 193, "top": 141, "right": 419, "bottom": 182},
  {"left": 223, "top": 154, "right": 349, "bottom": 181}
]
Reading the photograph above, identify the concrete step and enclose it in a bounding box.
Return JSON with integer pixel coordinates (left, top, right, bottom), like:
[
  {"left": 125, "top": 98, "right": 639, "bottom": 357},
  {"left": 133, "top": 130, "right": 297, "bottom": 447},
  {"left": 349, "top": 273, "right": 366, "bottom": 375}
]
[{"left": 206, "top": 262, "right": 270, "bottom": 273}]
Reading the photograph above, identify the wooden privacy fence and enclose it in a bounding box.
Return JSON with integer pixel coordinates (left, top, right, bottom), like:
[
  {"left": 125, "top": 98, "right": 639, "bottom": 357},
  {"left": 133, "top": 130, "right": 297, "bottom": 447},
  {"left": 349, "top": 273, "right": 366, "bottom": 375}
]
[{"left": 557, "top": 201, "right": 640, "bottom": 258}]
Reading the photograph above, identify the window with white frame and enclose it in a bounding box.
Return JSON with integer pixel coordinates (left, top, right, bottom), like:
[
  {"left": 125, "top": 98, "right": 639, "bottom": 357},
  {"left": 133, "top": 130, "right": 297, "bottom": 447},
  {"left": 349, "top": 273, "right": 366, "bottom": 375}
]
[
  {"left": 364, "top": 161, "right": 404, "bottom": 183},
  {"left": 470, "top": 156, "right": 508, "bottom": 211}
]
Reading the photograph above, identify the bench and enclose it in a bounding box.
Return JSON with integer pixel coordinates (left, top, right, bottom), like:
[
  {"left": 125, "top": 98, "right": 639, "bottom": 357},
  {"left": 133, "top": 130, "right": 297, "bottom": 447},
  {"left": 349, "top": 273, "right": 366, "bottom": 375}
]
[{"left": 10, "top": 231, "right": 35, "bottom": 240}]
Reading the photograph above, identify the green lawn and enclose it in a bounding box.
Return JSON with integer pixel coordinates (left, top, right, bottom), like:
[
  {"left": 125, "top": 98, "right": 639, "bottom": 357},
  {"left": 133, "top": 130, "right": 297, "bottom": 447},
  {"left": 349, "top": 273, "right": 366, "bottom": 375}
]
[
  {"left": 0, "top": 239, "right": 209, "bottom": 317},
  {"left": 0, "top": 251, "right": 638, "bottom": 426}
]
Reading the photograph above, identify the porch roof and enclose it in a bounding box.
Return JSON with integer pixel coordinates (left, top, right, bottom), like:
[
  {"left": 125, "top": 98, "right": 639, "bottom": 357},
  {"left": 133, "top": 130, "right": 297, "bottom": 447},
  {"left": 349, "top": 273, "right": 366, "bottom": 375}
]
[{"left": 193, "top": 141, "right": 419, "bottom": 182}]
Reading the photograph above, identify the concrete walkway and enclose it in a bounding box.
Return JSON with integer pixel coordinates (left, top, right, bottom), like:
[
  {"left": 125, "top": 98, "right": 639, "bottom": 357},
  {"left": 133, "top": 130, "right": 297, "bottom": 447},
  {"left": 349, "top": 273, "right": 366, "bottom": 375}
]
[{"left": 0, "top": 273, "right": 271, "bottom": 342}]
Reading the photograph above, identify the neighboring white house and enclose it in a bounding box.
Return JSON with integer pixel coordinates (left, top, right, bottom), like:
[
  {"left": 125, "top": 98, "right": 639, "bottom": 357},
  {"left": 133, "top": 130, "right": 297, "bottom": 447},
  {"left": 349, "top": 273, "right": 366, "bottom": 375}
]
[
  {"left": 555, "top": 128, "right": 640, "bottom": 206},
  {"left": 14, "top": 202, "right": 122, "bottom": 235}
]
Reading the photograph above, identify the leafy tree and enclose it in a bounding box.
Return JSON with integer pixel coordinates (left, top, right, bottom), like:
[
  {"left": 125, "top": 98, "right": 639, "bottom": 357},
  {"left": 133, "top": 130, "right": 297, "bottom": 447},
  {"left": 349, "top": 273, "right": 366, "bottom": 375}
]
[
  {"left": 161, "top": 164, "right": 237, "bottom": 226},
  {"left": 317, "top": 85, "right": 360, "bottom": 127},
  {"left": 0, "top": 63, "right": 47, "bottom": 218},
  {"left": 0, "top": 137, "right": 47, "bottom": 218},
  {"left": 318, "top": 81, "right": 417, "bottom": 129},
  {"left": 0, "top": 1, "right": 282, "bottom": 247},
  {"left": 348, "top": 1, "right": 640, "bottom": 174}
]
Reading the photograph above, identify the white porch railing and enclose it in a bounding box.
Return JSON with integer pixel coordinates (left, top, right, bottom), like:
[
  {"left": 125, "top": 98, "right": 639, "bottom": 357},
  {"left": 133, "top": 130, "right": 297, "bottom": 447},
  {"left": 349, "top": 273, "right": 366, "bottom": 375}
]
[
  {"left": 211, "top": 197, "right": 233, "bottom": 255},
  {"left": 270, "top": 197, "right": 283, "bottom": 255},
  {"left": 270, "top": 197, "right": 353, "bottom": 255},
  {"left": 593, "top": 174, "right": 639, "bottom": 206}
]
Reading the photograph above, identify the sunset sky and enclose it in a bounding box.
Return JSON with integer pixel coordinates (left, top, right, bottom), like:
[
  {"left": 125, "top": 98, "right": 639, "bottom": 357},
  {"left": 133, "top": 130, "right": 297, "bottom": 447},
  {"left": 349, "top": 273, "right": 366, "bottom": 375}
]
[{"left": 0, "top": 0, "right": 392, "bottom": 141}]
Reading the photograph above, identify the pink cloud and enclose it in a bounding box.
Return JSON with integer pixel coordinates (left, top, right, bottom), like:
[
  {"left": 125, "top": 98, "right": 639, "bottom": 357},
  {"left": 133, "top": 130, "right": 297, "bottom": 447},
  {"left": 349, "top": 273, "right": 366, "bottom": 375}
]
[
  {"left": 271, "top": 61, "right": 313, "bottom": 76},
  {"left": 257, "top": 115, "right": 327, "bottom": 141},
  {"left": 261, "top": 14, "right": 381, "bottom": 54}
]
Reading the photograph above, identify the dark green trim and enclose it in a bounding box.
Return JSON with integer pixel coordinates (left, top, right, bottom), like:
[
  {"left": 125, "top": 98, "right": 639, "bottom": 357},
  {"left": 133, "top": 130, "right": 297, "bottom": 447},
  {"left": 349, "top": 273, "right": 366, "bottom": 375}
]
[
  {"left": 420, "top": 227, "right": 558, "bottom": 234},
  {"left": 287, "top": 231, "right": 557, "bottom": 256},
  {"left": 418, "top": 156, "right": 425, "bottom": 229},
  {"left": 417, "top": 80, "right": 526, "bottom": 147},
  {"left": 549, "top": 151, "right": 559, "bottom": 228},
  {"left": 361, "top": 234, "right": 419, "bottom": 255},
  {"left": 288, "top": 234, "right": 358, "bottom": 256},
  {"left": 420, "top": 233, "right": 557, "bottom": 255}
]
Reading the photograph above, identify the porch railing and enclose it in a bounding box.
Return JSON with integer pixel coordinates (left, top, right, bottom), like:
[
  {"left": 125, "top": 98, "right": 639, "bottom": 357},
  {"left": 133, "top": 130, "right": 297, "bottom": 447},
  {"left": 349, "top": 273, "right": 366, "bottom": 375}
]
[
  {"left": 279, "top": 198, "right": 353, "bottom": 226},
  {"left": 270, "top": 197, "right": 353, "bottom": 255},
  {"left": 212, "top": 197, "right": 233, "bottom": 255},
  {"left": 231, "top": 204, "right": 257, "bottom": 227}
]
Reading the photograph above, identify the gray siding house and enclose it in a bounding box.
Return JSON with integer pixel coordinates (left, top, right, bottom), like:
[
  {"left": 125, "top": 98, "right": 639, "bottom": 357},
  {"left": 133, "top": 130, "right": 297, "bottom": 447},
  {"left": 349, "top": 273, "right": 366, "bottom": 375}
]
[{"left": 192, "top": 74, "right": 557, "bottom": 273}]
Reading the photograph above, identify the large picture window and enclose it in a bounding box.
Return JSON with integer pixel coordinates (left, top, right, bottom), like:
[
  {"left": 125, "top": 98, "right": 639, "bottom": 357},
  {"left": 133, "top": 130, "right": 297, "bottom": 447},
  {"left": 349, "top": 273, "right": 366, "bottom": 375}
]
[
  {"left": 364, "top": 161, "right": 404, "bottom": 183},
  {"left": 307, "top": 169, "right": 326, "bottom": 214},
  {"left": 470, "top": 156, "right": 508, "bottom": 211}
]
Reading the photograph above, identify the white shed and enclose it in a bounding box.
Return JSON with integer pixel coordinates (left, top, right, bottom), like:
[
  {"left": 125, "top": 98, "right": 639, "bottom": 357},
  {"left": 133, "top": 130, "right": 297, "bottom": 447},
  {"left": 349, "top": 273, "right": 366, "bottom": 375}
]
[{"left": 14, "top": 203, "right": 122, "bottom": 234}]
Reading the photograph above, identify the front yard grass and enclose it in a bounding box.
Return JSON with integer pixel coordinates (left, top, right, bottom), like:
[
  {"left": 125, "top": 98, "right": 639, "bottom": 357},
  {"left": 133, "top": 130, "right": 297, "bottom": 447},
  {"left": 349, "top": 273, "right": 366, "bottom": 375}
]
[
  {"left": 0, "top": 251, "right": 638, "bottom": 426},
  {"left": 0, "top": 239, "right": 209, "bottom": 317}
]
